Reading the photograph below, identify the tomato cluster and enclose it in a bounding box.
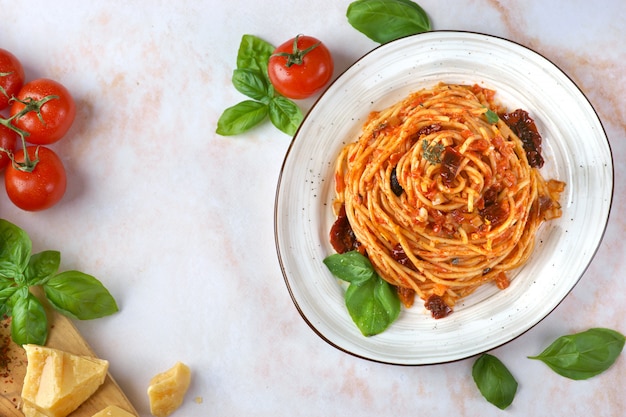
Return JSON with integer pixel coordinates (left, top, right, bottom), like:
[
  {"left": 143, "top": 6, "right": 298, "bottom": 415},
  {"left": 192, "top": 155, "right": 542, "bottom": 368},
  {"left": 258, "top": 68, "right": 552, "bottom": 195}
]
[{"left": 0, "top": 48, "right": 75, "bottom": 211}]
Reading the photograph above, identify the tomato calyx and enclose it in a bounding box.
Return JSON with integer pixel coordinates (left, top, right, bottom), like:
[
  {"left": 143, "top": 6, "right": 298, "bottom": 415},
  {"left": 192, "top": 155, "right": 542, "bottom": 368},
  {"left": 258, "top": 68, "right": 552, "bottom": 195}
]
[
  {"left": 10, "top": 94, "right": 60, "bottom": 130},
  {"left": 0, "top": 93, "right": 60, "bottom": 172},
  {"left": 7, "top": 145, "right": 41, "bottom": 173},
  {"left": 0, "top": 140, "right": 40, "bottom": 173},
  {"left": 272, "top": 34, "right": 321, "bottom": 68}
]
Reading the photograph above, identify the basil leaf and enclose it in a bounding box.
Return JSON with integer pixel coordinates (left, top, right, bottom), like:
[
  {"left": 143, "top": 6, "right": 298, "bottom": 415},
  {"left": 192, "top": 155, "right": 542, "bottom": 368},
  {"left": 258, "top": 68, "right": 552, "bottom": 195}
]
[
  {"left": 236, "top": 34, "right": 274, "bottom": 75},
  {"left": 11, "top": 292, "right": 48, "bottom": 346},
  {"left": 0, "top": 280, "right": 17, "bottom": 298},
  {"left": 472, "top": 354, "right": 518, "bottom": 410},
  {"left": 232, "top": 68, "right": 272, "bottom": 101},
  {"left": 268, "top": 96, "right": 303, "bottom": 136},
  {"left": 216, "top": 100, "right": 269, "bottom": 136},
  {"left": 347, "top": 0, "right": 431, "bottom": 44},
  {"left": 25, "top": 250, "right": 61, "bottom": 286},
  {"left": 529, "top": 328, "right": 625, "bottom": 380},
  {"left": 344, "top": 275, "right": 400, "bottom": 336},
  {"left": 43, "top": 271, "right": 119, "bottom": 320},
  {"left": 0, "top": 282, "right": 18, "bottom": 312},
  {"left": 325, "top": 251, "right": 400, "bottom": 335},
  {"left": 372, "top": 274, "right": 401, "bottom": 322},
  {"left": 485, "top": 108, "right": 499, "bottom": 124},
  {"left": 0, "top": 303, "right": 9, "bottom": 318},
  {"left": 0, "top": 219, "right": 32, "bottom": 279},
  {"left": 324, "top": 251, "right": 376, "bottom": 285}
]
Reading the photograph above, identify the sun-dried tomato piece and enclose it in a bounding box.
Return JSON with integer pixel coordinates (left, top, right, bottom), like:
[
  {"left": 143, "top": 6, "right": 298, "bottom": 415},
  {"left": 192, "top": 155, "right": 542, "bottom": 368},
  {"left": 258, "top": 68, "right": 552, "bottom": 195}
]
[
  {"left": 502, "top": 109, "right": 544, "bottom": 168},
  {"left": 329, "top": 205, "right": 362, "bottom": 254},
  {"left": 440, "top": 147, "right": 463, "bottom": 187},
  {"left": 425, "top": 294, "right": 452, "bottom": 319},
  {"left": 391, "top": 243, "right": 417, "bottom": 270},
  {"left": 480, "top": 199, "right": 510, "bottom": 227}
]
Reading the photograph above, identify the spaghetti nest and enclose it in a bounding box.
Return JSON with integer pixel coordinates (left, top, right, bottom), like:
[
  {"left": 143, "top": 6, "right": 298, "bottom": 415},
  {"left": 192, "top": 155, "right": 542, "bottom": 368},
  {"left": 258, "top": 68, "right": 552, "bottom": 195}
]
[{"left": 331, "top": 83, "right": 564, "bottom": 316}]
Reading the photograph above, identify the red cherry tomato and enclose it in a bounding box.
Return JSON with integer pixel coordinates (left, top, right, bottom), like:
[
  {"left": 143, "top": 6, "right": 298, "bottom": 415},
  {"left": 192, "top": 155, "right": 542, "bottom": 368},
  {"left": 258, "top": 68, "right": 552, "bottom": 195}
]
[
  {"left": 0, "top": 124, "right": 17, "bottom": 171},
  {"left": 268, "top": 35, "right": 333, "bottom": 100},
  {"left": 5, "top": 146, "right": 67, "bottom": 211},
  {"left": 10, "top": 78, "right": 76, "bottom": 145},
  {"left": 0, "top": 48, "right": 25, "bottom": 110}
]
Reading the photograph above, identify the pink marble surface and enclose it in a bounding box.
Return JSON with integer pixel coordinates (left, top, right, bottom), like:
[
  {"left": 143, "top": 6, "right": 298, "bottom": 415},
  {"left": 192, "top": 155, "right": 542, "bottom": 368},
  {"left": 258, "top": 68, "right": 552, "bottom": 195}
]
[{"left": 0, "top": 1, "right": 624, "bottom": 416}]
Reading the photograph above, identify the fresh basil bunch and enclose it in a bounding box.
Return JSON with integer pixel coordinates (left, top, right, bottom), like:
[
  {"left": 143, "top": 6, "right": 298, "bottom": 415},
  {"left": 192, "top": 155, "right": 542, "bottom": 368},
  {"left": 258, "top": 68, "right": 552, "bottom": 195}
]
[
  {"left": 217, "top": 34, "right": 303, "bottom": 136},
  {"left": 347, "top": 0, "right": 431, "bottom": 44},
  {"left": 323, "top": 251, "right": 400, "bottom": 336},
  {"left": 0, "top": 219, "right": 118, "bottom": 346}
]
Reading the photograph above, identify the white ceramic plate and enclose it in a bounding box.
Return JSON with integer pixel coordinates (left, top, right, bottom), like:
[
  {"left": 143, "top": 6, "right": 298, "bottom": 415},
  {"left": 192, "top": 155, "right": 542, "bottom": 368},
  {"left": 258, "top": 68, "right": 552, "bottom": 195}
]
[{"left": 274, "top": 31, "right": 613, "bottom": 365}]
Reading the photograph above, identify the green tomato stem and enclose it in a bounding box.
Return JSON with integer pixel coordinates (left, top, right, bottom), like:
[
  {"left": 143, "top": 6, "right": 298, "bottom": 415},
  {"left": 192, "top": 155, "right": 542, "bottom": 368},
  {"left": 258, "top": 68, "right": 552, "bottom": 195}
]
[
  {"left": 272, "top": 34, "right": 320, "bottom": 68},
  {"left": 0, "top": 94, "right": 59, "bottom": 172}
]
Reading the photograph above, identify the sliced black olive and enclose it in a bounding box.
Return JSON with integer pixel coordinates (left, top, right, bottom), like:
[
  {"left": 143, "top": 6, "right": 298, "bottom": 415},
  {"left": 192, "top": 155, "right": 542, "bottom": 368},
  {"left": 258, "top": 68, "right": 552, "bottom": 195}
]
[{"left": 390, "top": 167, "right": 404, "bottom": 196}]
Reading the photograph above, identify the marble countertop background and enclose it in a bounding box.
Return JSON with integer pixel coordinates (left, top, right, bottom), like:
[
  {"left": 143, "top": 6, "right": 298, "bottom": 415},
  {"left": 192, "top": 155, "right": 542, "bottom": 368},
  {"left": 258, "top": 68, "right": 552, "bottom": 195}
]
[{"left": 0, "top": 1, "right": 624, "bottom": 416}]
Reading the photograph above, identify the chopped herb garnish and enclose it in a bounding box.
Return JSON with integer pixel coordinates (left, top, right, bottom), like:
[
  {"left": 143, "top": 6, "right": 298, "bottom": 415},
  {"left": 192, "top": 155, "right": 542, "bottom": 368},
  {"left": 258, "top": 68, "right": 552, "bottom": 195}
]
[{"left": 422, "top": 139, "right": 444, "bottom": 164}]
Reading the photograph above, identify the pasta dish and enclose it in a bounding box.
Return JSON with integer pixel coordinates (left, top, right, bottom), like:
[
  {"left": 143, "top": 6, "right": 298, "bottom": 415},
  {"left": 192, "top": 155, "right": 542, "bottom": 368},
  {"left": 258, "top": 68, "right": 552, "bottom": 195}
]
[{"left": 329, "top": 83, "right": 565, "bottom": 318}]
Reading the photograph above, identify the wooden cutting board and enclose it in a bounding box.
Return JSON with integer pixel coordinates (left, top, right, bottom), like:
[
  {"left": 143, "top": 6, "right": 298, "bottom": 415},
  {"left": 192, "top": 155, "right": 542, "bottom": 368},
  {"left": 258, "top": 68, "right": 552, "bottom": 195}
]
[{"left": 0, "top": 290, "right": 138, "bottom": 417}]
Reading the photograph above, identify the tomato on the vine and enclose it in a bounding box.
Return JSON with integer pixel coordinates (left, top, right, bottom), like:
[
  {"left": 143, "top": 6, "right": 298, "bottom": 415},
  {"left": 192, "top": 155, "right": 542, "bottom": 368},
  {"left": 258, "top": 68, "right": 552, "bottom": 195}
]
[
  {"left": 0, "top": 48, "right": 25, "bottom": 111},
  {"left": 268, "top": 35, "right": 333, "bottom": 100},
  {"left": 0, "top": 124, "right": 17, "bottom": 171},
  {"left": 5, "top": 146, "right": 67, "bottom": 211},
  {"left": 10, "top": 78, "right": 76, "bottom": 145}
]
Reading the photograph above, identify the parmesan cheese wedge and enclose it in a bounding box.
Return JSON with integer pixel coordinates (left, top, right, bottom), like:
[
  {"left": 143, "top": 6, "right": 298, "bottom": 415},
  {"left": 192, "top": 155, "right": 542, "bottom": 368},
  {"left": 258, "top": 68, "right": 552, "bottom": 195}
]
[
  {"left": 147, "top": 362, "right": 191, "bottom": 417},
  {"left": 91, "top": 405, "right": 137, "bottom": 417},
  {"left": 21, "top": 344, "right": 109, "bottom": 417},
  {"left": 21, "top": 403, "right": 48, "bottom": 417}
]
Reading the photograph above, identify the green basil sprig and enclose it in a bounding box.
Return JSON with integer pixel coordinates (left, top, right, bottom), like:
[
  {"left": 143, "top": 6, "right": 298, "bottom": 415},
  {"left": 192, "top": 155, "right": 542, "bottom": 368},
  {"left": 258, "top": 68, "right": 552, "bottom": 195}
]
[
  {"left": 323, "top": 251, "right": 400, "bottom": 336},
  {"left": 0, "top": 219, "right": 118, "bottom": 346},
  {"left": 472, "top": 354, "right": 518, "bottom": 410},
  {"left": 217, "top": 34, "right": 303, "bottom": 136},
  {"left": 529, "top": 328, "right": 625, "bottom": 380},
  {"left": 347, "top": 0, "right": 431, "bottom": 44}
]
